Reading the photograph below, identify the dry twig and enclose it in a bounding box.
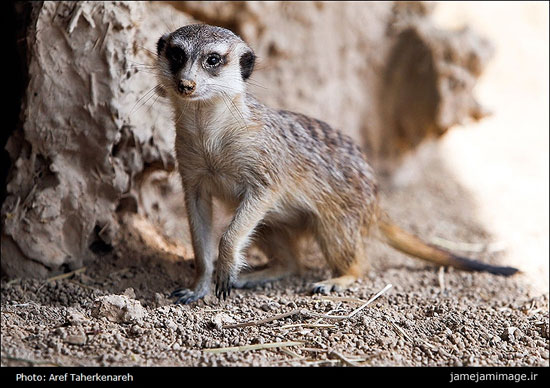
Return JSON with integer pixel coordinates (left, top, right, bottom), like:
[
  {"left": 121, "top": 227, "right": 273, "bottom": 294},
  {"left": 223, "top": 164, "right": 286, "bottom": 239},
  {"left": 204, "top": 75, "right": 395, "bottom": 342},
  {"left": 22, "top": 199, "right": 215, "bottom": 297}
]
[
  {"left": 222, "top": 308, "right": 301, "bottom": 329},
  {"left": 306, "top": 284, "right": 393, "bottom": 320},
  {"left": 317, "top": 296, "right": 367, "bottom": 304},
  {"left": 203, "top": 340, "right": 303, "bottom": 354},
  {"left": 46, "top": 267, "right": 86, "bottom": 282},
  {"left": 388, "top": 319, "right": 414, "bottom": 342},
  {"left": 278, "top": 323, "right": 336, "bottom": 330},
  {"left": 279, "top": 347, "right": 305, "bottom": 360},
  {"left": 328, "top": 351, "right": 364, "bottom": 367}
]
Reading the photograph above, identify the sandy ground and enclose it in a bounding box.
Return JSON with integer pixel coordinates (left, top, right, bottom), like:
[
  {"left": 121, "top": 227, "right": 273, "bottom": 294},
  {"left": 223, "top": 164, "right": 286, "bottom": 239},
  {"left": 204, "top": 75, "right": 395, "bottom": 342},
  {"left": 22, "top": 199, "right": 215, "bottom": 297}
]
[{"left": 1, "top": 2, "right": 548, "bottom": 367}]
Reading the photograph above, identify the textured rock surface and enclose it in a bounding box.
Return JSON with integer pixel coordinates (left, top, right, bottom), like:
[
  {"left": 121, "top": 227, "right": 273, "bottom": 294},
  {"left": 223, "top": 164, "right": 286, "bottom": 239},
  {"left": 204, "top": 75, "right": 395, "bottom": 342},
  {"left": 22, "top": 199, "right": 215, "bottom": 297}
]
[
  {"left": 91, "top": 291, "right": 146, "bottom": 324},
  {"left": 2, "top": 1, "right": 492, "bottom": 277},
  {"left": 1, "top": 2, "right": 186, "bottom": 277}
]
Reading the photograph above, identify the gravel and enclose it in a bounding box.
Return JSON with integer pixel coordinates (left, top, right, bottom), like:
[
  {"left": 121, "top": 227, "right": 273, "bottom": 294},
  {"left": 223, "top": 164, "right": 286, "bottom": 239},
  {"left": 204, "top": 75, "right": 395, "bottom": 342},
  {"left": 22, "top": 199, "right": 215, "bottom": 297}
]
[{"left": 1, "top": 258, "right": 548, "bottom": 366}]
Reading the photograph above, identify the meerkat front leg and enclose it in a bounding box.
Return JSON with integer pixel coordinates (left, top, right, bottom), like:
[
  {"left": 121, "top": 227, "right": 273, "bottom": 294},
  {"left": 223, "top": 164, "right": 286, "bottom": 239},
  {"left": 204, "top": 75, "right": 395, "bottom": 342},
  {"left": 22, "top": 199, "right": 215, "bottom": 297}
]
[
  {"left": 215, "top": 190, "right": 275, "bottom": 300},
  {"left": 171, "top": 188, "right": 215, "bottom": 304}
]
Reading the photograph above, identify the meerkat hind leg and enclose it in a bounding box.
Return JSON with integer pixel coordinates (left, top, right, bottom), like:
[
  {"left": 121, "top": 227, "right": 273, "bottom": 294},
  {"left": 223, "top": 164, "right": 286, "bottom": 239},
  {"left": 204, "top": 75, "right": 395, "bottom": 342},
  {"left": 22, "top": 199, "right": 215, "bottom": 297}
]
[
  {"left": 234, "top": 264, "right": 296, "bottom": 289},
  {"left": 233, "top": 227, "right": 301, "bottom": 289},
  {"left": 311, "top": 221, "right": 364, "bottom": 295}
]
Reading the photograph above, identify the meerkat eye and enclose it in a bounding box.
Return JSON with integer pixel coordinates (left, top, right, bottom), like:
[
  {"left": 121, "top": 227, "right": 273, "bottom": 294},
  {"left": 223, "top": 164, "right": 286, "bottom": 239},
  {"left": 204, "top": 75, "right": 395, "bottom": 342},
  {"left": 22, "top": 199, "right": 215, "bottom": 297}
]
[{"left": 205, "top": 53, "right": 222, "bottom": 67}]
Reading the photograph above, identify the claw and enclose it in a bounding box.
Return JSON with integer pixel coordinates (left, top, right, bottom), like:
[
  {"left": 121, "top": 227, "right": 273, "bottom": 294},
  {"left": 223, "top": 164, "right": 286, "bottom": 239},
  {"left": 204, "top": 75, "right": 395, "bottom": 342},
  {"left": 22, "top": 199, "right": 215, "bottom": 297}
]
[
  {"left": 169, "top": 288, "right": 186, "bottom": 298},
  {"left": 215, "top": 277, "right": 232, "bottom": 301},
  {"left": 171, "top": 289, "right": 191, "bottom": 298},
  {"left": 170, "top": 287, "right": 204, "bottom": 304},
  {"left": 311, "top": 284, "right": 333, "bottom": 295},
  {"left": 175, "top": 295, "right": 191, "bottom": 304},
  {"left": 216, "top": 286, "right": 222, "bottom": 300}
]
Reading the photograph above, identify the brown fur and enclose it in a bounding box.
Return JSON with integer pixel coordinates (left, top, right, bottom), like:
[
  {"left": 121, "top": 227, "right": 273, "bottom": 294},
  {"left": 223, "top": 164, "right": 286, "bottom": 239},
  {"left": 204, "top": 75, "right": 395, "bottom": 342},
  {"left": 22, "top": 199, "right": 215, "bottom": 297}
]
[{"left": 157, "top": 25, "right": 518, "bottom": 304}]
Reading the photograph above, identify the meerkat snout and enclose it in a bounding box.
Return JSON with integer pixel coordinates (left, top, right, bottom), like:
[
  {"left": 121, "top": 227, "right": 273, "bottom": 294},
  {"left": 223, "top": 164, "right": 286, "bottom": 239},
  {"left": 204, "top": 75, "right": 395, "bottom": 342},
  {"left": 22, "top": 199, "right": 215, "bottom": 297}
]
[{"left": 178, "top": 79, "right": 196, "bottom": 95}]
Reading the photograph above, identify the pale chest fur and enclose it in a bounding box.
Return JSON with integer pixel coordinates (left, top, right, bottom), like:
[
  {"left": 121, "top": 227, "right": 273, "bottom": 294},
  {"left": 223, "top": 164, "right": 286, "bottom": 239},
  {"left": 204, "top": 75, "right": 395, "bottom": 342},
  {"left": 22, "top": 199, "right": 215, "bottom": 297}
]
[{"left": 173, "top": 102, "right": 258, "bottom": 201}]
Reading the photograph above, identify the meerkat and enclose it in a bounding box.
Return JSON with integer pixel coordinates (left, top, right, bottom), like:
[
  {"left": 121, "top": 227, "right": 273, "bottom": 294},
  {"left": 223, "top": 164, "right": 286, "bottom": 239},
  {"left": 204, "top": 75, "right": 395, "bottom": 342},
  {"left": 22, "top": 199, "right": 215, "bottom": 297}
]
[{"left": 154, "top": 24, "right": 518, "bottom": 304}]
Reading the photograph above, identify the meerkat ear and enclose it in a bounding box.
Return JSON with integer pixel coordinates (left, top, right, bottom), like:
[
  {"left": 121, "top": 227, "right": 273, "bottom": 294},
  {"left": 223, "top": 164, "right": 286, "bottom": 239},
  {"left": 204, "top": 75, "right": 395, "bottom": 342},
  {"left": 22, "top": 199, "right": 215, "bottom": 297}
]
[
  {"left": 239, "top": 50, "right": 256, "bottom": 80},
  {"left": 156, "top": 33, "right": 170, "bottom": 56}
]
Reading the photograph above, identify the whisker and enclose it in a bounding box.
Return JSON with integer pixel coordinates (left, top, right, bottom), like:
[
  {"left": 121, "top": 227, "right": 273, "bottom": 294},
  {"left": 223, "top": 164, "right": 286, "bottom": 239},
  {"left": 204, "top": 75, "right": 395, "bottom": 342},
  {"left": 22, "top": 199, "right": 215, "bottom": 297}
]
[
  {"left": 223, "top": 92, "right": 248, "bottom": 127},
  {"left": 130, "top": 85, "right": 158, "bottom": 114},
  {"left": 132, "top": 69, "right": 165, "bottom": 77},
  {"left": 219, "top": 92, "right": 245, "bottom": 128},
  {"left": 174, "top": 104, "right": 188, "bottom": 127},
  {"left": 144, "top": 94, "right": 162, "bottom": 116},
  {"left": 129, "top": 66, "right": 159, "bottom": 73},
  {"left": 220, "top": 92, "right": 252, "bottom": 133},
  {"left": 135, "top": 44, "right": 157, "bottom": 58},
  {"left": 207, "top": 83, "right": 245, "bottom": 94},
  {"left": 127, "top": 59, "right": 156, "bottom": 67},
  {"left": 206, "top": 84, "right": 248, "bottom": 125},
  {"left": 212, "top": 75, "right": 268, "bottom": 91},
  {"left": 130, "top": 83, "right": 168, "bottom": 114}
]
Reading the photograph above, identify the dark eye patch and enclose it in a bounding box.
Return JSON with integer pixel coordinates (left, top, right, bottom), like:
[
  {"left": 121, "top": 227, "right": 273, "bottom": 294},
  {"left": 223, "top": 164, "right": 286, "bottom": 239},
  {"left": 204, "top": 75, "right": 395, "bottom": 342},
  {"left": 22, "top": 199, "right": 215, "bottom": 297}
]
[
  {"left": 156, "top": 36, "right": 167, "bottom": 57},
  {"left": 240, "top": 50, "right": 255, "bottom": 80},
  {"left": 165, "top": 45, "right": 187, "bottom": 73}
]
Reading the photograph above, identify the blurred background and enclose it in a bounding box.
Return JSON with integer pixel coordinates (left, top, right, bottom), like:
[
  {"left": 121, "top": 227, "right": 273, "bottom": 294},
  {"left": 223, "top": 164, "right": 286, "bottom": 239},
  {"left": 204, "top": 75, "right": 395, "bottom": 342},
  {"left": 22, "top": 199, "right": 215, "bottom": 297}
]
[{"left": 431, "top": 2, "right": 549, "bottom": 292}]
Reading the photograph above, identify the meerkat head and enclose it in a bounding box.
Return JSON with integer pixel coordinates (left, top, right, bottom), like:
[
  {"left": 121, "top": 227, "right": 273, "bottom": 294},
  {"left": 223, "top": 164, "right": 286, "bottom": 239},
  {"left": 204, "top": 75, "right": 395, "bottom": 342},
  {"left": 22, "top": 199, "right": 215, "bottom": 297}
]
[{"left": 156, "top": 24, "right": 255, "bottom": 102}]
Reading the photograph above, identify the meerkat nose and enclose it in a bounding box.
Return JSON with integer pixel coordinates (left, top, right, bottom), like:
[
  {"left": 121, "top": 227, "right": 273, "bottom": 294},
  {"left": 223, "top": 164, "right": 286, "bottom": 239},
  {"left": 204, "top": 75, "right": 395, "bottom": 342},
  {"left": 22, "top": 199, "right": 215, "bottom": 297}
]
[{"left": 178, "top": 79, "right": 196, "bottom": 95}]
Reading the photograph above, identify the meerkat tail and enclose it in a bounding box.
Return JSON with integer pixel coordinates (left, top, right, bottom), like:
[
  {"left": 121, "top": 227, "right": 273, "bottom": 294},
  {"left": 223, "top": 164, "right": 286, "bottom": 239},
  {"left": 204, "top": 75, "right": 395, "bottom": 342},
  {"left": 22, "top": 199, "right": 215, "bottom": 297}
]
[{"left": 377, "top": 218, "right": 519, "bottom": 276}]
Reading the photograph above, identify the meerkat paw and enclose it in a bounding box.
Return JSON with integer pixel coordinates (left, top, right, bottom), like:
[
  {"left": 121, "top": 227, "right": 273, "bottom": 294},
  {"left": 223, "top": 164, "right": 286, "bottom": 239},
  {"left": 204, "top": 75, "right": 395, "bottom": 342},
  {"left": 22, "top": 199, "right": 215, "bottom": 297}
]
[
  {"left": 170, "top": 288, "right": 206, "bottom": 304},
  {"left": 310, "top": 281, "right": 341, "bottom": 295},
  {"left": 170, "top": 281, "right": 210, "bottom": 304},
  {"left": 214, "top": 276, "right": 232, "bottom": 300},
  {"left": 310, "top": 275, "right": 358, "bottom": 295},
  {"left": 214, "top": 269, "right": 234, "bottom": 301}
]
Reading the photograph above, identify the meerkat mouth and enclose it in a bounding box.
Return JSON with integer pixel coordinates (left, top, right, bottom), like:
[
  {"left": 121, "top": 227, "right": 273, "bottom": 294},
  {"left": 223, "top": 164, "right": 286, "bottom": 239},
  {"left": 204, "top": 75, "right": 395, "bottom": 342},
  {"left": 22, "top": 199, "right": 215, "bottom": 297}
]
[{"left": 177, "top": 91, "right": 203, "bottom": 101}]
